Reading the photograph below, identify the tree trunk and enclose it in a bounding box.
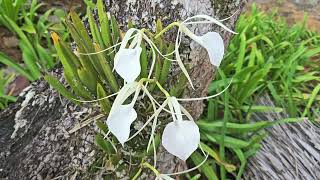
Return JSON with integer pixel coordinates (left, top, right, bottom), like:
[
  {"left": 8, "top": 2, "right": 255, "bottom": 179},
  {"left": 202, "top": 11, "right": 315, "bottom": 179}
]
[
  {"left": 0, "top": 0, "right": 247, "bottom": 179},
  {"left": 244, "top": 95, "right": 320, "bottom": 180}
]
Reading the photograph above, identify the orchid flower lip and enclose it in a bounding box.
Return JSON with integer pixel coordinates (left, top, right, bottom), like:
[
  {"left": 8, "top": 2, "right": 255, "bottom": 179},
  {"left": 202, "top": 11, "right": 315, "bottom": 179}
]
[
  {"left": 162, "top": 120, "right": 200, "bottom": 160},
  {"left": 114, "top": 47, "right": 142, "bottom": 83},
  {"left": 107, "top": 104, "right": 137, "bottom": 146},
  {"left": 160, "top": 145, "right": 208, "bottom": 177},
  {"left": 174, "top": 27, "right": 195, "bottom": 89}
]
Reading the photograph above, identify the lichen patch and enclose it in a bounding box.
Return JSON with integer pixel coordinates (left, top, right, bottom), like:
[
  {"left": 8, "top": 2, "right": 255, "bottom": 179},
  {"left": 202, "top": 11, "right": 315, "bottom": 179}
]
[{"left": 10, "top": 90, "right": 36, "bottom": 139}]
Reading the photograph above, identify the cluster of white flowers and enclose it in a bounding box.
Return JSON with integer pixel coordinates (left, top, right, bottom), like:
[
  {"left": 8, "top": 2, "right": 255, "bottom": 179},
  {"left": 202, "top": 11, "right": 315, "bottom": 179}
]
[{"left": 83, "top": 14, "right": 235, "bottom": 178}]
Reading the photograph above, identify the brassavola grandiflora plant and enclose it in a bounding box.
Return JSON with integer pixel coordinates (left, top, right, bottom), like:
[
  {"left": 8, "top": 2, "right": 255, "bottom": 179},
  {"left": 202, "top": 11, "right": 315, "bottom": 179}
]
[
  {"left": 92, "top": 49, "right": 230, "bottom": 177},
  {"left": 46, "top": 3, "right": 235, "bottom": 178}
]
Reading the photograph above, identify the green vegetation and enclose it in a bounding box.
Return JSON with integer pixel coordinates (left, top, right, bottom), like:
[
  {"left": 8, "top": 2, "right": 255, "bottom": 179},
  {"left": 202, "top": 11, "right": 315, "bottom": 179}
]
[
  {"left": 189, "top": 4, "right": 319, "bottom": 180},
  {"left": 0, "top": 0, "right": 68, "bottom": 109},
  {"left": 1, "top": 0, "right": 318, "bottom": 179},
  {"left": 47, "top": 0, "right": 181, "bottom": 107},
  {"left": 0, "top": 0, "right": 68, "bottom": 81},
  {"left": 0, "top": 70, "right": 16, "bottom": 109},
  {"left": 47, "top": 1, "right": 183, "bottom": 178}
]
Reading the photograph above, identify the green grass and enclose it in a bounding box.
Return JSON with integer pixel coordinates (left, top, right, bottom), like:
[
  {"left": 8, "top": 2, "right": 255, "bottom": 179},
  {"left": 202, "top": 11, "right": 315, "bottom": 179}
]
[
  {"left": 0, "top": 70, "right": 16, "bottom": 109},
  {"left": 0, "top": 0, "right": 69, "bottom": 109},
  {"left": 0, "top": 0, "right": 69, "bottom": 81},
  {"left": 189, "top": 4, "right": 319, "bottom": 179}
]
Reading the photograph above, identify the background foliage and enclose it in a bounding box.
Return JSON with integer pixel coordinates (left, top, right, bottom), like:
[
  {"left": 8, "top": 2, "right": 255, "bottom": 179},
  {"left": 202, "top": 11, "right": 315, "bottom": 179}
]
[{"left": 189, "top": 4, "right": 319, "bottom": 180}]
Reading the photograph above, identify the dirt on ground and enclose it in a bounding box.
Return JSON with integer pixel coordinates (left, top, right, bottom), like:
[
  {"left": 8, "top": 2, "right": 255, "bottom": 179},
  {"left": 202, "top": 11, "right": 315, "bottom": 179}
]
[
  {"left": 252, "top": 0, "right": 320, "bottom": 31},
  {"left": 0, "top": 27, "right": 21, "bottom": 64}
]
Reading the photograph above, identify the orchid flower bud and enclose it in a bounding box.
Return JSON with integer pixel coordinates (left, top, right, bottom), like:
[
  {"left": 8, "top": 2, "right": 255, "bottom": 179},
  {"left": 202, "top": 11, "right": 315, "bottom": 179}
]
[{"left": 162, "top": 97, "right": 200, "bottom": 161}]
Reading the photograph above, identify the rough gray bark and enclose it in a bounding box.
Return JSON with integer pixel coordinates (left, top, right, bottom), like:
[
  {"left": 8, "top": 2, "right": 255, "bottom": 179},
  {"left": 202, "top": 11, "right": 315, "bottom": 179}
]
[
  {"left": 0, "top": 0, "right": 247, "bottom": 179},
  {"left": 244, "top": 95, "right": 320, "bottom": 180}
]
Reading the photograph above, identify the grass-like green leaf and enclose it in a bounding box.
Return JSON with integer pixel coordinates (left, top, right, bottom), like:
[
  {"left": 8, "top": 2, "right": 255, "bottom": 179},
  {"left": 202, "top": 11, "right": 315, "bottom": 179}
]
[
  {"left": 44, "top": 74, "right": 78, "bottom": 104},
  {"left": 97, "top": 83, "right": 111, "bottom": 114},
  {"left": 190, "top": 151, "right": 218, "bottom": 180},
  {"left": 0, "top": 52, "right": 34, "bottom": 81}
]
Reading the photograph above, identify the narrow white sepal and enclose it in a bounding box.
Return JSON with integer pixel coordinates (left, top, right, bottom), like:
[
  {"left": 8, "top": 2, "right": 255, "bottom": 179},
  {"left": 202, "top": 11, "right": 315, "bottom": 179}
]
[
  {"left": 162, "top": 120, "right": 200, "bottom": 161},
  {"left": 114, "top": 47, "right": 142, "bottom": 83},
  {"left": 111, "top": 82, "right": 139, "bottom": 113},
  {"left": 156, "top": 174, "right": 175, "bottom": 180},
  {"left": 107, "top": 104, "right": 137, "bottom": 145},
  {"left": 198, "top": 32, "right": 224, "bottom": 67}
]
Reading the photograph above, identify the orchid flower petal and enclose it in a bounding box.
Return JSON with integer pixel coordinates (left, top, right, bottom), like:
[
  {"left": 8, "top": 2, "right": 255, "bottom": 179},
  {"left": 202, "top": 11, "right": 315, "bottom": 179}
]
[
  {"left": 180, "top": 105, "right": 194, "bottom": 121},
  {"left": 119, "top": 28, "right": 139, "bottom": 49},
  {"left": 171, "top": 97, "right": 183, "bottom": 122},
  {"left": 198, "top": 32, "right": 225, "bottom": 67},
  {"left": 182, "top": 14, "right": 237, "bottom": 34},
  {"left": 175, "top": 29, "right": 195, "bottom": 89},
  {"left": 162, "top": 120, "right": 200, "bottom": 161},
  {"left": 114, "top": 47, "right": 142, "bottom": 83},
  {"left": 157, "top": 174, "right": 175, "bottom": 180},
  {"left": 111, "top": 82, "right": 139, "bottom": 113},
  {"left": 177, "top": 79, "right": 232, "bottom": 101},
  {"left": 107, "top": 104, "right": 137, "bottom": 145},
  {"left": 77, "top": 34, "right": 137, "bottom": 56},
  {"left": 142, "top": 34, "right": 157, "bottom": 80}
]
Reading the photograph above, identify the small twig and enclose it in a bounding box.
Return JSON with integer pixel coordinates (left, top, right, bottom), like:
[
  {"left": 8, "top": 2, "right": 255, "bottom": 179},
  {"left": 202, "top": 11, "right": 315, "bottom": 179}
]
[{"left": 68, "top": 114, "right": 105, "bottom": 134}]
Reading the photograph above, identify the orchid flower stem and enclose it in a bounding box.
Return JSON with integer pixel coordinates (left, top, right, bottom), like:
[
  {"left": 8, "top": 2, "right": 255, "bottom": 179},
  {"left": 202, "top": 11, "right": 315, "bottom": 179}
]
[
  {"left": 177, "top": 79, "right": 232, "bottom": 101},
  {"left": 132, "top": 168, "right": 142, "bottom": 180},
  {"left": 143, "top": 34, "right": 177, "bottom": 62},
  {"left": 127, "top": 100, "right": 168, "bottom": 141},
  {"left": 138, "top": 78, "right": 170, "bottom": 98},
  {"left": 72, "top": 92, "right": 119, "bottom": 103},
  {"left": 155, "top": 81, "right": 170, "bottom": 97},
  {"left": 162, "top": 145, "right": 209, "bottom": 177},
  {"left": 78, "top": 35, "right": 137, "bottom": 55},
  {"left": 143, "top": 162, "right": 160, "bottom": 175},
  {"left": 155, "top": 22, "right": 181, "bottom": 39}
]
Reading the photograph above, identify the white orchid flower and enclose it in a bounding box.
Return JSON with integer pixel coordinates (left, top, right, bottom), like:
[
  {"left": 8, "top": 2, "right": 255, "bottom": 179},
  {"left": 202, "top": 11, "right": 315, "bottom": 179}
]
[
  {"left": 106, "top": 81, "right": 141, "bottom": 145},
  {"left": 113, "top": 28, "right": 143, "bottom": 83},
  {"left": 162, "top": 97, "right": 200, "bottom": 161},
  {"left": 155, "top": 15, "right": 236, "bottom": 88},
  {"left": 178, "top": 14, "right": 237, "bottom": 67},
  {"left": 113, "top": 28, "right": 176, "bottom": 84},
  {"left": 160, "top": 80, "right": 231, "bottom": 161}
]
